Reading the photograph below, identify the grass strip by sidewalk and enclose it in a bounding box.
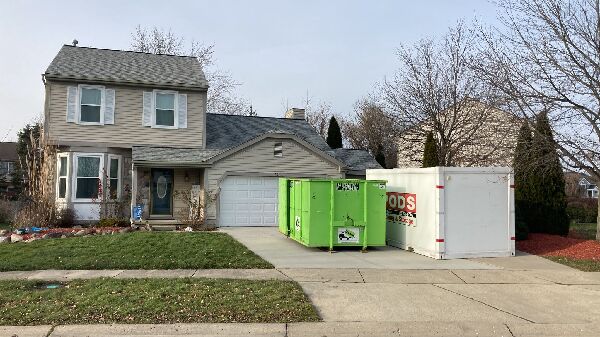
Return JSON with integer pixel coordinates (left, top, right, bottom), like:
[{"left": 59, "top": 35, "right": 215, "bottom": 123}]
[
  {"left": 545, "top": 256, "right": 600, "bottom": 272},
  {"left": 0, "top": 278, "right": 319, "bottom": 325},
  {"left": 0, "top": 232, "right": 272, "bottom": 271}
]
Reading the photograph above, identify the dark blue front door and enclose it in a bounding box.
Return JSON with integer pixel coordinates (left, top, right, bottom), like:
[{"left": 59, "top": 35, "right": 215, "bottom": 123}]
[{"left": 151, "top": 169, "right": 173, "bottom": 215}]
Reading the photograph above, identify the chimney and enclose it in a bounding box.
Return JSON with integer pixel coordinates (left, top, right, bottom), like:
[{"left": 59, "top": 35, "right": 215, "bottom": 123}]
[{"left": 285, "top": 108, "right": 305, "bottom": 120}]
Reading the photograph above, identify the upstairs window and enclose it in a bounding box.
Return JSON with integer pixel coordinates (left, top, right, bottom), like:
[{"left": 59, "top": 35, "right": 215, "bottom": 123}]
[
  {"left": 80, "top": 87, "right": 102, "bottom": 123},
  {"left": 66, "top": 85, "right": 115, "bottom": 125},
  {"left": 155, "top": 92, "right": 176, "bottom": 127},
  {"left": 0, "top": 161, "right": 13, "bottom": 176}
]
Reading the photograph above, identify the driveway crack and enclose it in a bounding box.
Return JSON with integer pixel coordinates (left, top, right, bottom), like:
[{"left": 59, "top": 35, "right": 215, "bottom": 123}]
[
  {"left": 433, "top": 284, "right": 535, "bottom": 323},
  {"left": 450, "top": 270, "right": 467, "bottom": 284},
  {"left": 504, "top": 323, "right": 516, "bottom": 337},
  {"left": 357, "top": 269, "right": 366, "bottom": 283}
]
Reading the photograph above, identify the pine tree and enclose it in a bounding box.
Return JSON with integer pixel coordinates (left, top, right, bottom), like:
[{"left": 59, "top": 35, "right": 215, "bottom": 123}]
[
  {"left": 375, "top": 145, "right": 386, "bottom": 168},
  {"left": 326, "top": 116, "right": 343, "bottom": 149},
  {"left": 422, "top": 132, "right": 439, "bottom": 168},
  {"left": 529, "top": 113, "right": 569, "bottom": 235},
  {"left": 513, "top": 123, "right": 533, "bottom": 239}
]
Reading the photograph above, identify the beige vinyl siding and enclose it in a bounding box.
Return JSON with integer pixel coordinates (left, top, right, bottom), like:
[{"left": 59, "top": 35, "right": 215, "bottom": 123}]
[
  {"left": 46, "top": 81, "right": 206, "bottom": 148},
  {"left": 206, "top": 138, "right": 343, "bottom": 221}
]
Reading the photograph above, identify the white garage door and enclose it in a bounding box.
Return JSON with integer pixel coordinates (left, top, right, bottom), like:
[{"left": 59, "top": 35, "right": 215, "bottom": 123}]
[{"left": 219, "top": 176, "right": 279, "bottom": 226}]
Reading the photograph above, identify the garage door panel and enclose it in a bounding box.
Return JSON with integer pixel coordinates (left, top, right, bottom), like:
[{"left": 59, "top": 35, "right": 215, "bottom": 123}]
[{"left": 219, "top": 176, "right": 279, "bottom": 227}]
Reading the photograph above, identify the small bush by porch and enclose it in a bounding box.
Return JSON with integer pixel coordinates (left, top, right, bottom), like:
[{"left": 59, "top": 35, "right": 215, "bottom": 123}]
[{"left": 0, "top": 232, "right": 272, "bottom": 271}]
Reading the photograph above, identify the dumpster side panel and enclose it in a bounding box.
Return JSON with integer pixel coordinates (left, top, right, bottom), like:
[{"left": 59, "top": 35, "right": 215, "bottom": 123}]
[
  {"left": 278, "top": 178, "right": 290, "bottom": 236},
  {"left": 366, "top": 180, "right": 387, "bottom": 246}
]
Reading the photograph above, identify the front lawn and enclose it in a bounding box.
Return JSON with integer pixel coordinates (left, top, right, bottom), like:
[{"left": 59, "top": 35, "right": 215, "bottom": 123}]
[
  {"left": 0, "top": 278, "right": 319, "bottom": 325},
  {"left": 545, "top": 256, "right": 600, "bottom": 272},
  {"left": 570, "top": 222, "right": 597, "bottom": 240},
  {"left": 0, "top": 232, "right": 272, "bottom": 271}
]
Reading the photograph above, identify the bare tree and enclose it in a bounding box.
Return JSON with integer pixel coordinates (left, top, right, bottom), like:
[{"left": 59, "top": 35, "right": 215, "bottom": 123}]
[
  {"left": 473, "top": 0, "right": 600, "bottom": 238},
  {"left": 380, "top": 22, "right": 514, "bottom": 167},
  {"left": 341, "top": 99, "right": 400, "bottom": 168},
  {"left": 302, "top": 92, "right": 333, "bottom": 139},
  {"left": 131, "top": 26, "right": 248, "bottom": 115}
]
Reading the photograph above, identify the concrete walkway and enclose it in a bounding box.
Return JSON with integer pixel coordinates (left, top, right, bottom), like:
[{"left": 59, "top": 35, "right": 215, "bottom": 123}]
[
  {"left": 0, "top": 268, "right": 289, "bottom": 281},
  {"left": 4, "top": 321, "right": 600, "bottom": 337}
]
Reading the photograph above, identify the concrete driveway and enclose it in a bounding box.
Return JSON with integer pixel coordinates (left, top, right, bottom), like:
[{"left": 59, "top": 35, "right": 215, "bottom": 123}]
[
  {"left": 220, "top": 227, "right": 600, "bottom": 336},
  {"left": 222, "top": 227, "right": 498, "bottom": 269}
]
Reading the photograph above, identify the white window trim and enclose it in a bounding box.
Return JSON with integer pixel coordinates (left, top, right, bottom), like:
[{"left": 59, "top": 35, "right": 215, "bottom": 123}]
[
  {"left": 56, "top": 153, "right": 69, "bottom": 201},
  {"left": 72, "top": 152, "right": 104, "bottom": 202},
  {"left": 151, "top": 89, "right": 178, "bottom": 129},
  {"left": 107, "top": 154, "right": 122, "bottom": 200},
  {"left": 78, "top": 84, "right": 105, "bottom": 125}
]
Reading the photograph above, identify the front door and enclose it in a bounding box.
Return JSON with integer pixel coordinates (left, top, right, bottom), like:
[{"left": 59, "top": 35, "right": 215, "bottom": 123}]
[{"left": 151, "top": 169, "right": 173, "bottom": 216}]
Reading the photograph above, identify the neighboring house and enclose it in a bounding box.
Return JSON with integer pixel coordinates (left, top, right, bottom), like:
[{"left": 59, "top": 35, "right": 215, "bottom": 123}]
[
  {"left": 565, "top": 171, "right": 599, "bottom": 199},
  {"left": 43, "top": 45, "right": 377, "bottom": 226},
  {"left": 0, "top": 142, "right": 18, "bottom": 196},
  {"left": 396, "top": 102, "right": 522, "bottom": 168}
]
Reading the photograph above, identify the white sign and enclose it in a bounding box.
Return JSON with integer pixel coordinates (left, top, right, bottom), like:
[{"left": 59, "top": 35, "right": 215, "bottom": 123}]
[{"left": 337, "top": 227, "right": 360, "bottom": 243}]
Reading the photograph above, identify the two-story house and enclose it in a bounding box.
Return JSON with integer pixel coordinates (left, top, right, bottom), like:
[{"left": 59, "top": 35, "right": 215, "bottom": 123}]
[{"left": 43, "top": 45, "right": 380, "bottom": 226}]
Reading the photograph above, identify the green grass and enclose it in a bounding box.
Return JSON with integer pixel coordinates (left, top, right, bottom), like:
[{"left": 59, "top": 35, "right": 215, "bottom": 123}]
[
  {"left": 570, "top": 222, "right": 597, "bottom": 240},
  {"left": 0, "top": 278, "right": 319, "bottom": 325},
  {"left": 0, "top": 232, "right": 272, "bottom": 271},
  {"left": 545, "top": 256, "right": 600, "bottom": 272}
]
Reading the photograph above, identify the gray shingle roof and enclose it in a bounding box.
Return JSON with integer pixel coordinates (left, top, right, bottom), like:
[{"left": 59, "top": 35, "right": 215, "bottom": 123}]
[
  {"left": 44, "top": 45, "right": 208, "bottom": 89},
  {"left": 132, "top": 114, "right": 381, "bottom": 173},
  {"left": 205, "top": 113, "right": 332, "bottom": 153},
  {"left": 132, "top": 146, "right": 221, "bottom": 167},
  {"left": 333, "top": 148, "right": 383, "bottom": 176}
]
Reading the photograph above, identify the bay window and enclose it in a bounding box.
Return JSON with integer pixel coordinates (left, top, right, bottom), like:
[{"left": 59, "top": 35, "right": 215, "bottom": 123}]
[
  {"left": 108, "top": 155, "right": 121, "bottom": 199},
  {"left": 74, "top": 154, "right": 103, "bottom": 200},
  {"left": 57, "top": 155, "right": 68, "bottom": 199}
]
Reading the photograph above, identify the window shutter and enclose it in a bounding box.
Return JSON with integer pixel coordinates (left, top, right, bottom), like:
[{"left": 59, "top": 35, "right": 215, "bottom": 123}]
[
  {"left": 142, "top": 91, "right": 152, "bottom": 127},
  {"left": 178, "top": 94, "right": 187, "bottom": 128},
  {"left": 66, "top": 86, "right": 78, "bottom": 123},
  {"left": 104, "top": 89, "right": 115, "bottom": 124}
]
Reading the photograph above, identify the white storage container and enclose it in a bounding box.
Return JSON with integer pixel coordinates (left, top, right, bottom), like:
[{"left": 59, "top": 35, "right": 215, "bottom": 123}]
[{"left": 366, "top": 167, "right": 515, "bottom": 259}]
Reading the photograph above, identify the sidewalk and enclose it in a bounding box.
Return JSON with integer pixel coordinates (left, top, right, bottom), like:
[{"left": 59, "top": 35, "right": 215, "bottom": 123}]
[{"left": 4, "top": 321, "right": 600, "bottom": 337}]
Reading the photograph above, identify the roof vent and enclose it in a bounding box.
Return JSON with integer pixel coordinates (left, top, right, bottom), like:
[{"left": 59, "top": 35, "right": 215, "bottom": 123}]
[
  {"left": 285, "top": 108, "right": 305, "bottom": 120},
  {"left": 72, "top": 39, "right": 78, "bottom": 47}
]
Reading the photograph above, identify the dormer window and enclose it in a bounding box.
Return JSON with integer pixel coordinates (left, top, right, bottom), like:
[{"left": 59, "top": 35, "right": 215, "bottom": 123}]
[
  {"left": 80, "top": 87, "right": 102, "bottom": 123},
  {"left": 155, "top": 92, "right": 176, "bottom": 127}
]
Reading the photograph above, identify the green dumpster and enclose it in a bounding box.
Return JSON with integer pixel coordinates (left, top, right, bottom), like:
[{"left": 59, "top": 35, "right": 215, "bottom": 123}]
[{"left": 279, "top": 178, "right": 387, "bottom": 250}]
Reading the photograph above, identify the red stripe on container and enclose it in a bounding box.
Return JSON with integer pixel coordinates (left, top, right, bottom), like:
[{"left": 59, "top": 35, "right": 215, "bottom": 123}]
[
  {"left": 436, "top": 185, "right": 444, "bottom": 189},
  {"left": 510, "top": 236, "right": 516, "bottom": 240},
  {"left": 436, "top": 239, "right": 445, "bottom": 243}
]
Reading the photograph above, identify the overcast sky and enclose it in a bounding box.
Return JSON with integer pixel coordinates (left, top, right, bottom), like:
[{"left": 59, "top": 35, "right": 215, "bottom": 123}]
[{"left": 0, "top": 0, "right": 499, "bottom": 141}]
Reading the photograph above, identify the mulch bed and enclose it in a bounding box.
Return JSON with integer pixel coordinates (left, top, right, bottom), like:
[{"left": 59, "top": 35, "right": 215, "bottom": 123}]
[
  {"left": 517, "top": 233, "right": 600, "bottom": 260},
  {"left": 19, "top": 227, "right": 122, "bottom": 241}
]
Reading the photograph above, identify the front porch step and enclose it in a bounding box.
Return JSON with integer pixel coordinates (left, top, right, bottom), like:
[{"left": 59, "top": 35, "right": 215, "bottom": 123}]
[{"left": 133, "top": 219, "right": 185, "bottom": 231}]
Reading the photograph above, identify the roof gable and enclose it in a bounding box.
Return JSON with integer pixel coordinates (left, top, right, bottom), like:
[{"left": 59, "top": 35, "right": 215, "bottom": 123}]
[{"left": 45, "top": 45, "right": 208, "bottom": 90}]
